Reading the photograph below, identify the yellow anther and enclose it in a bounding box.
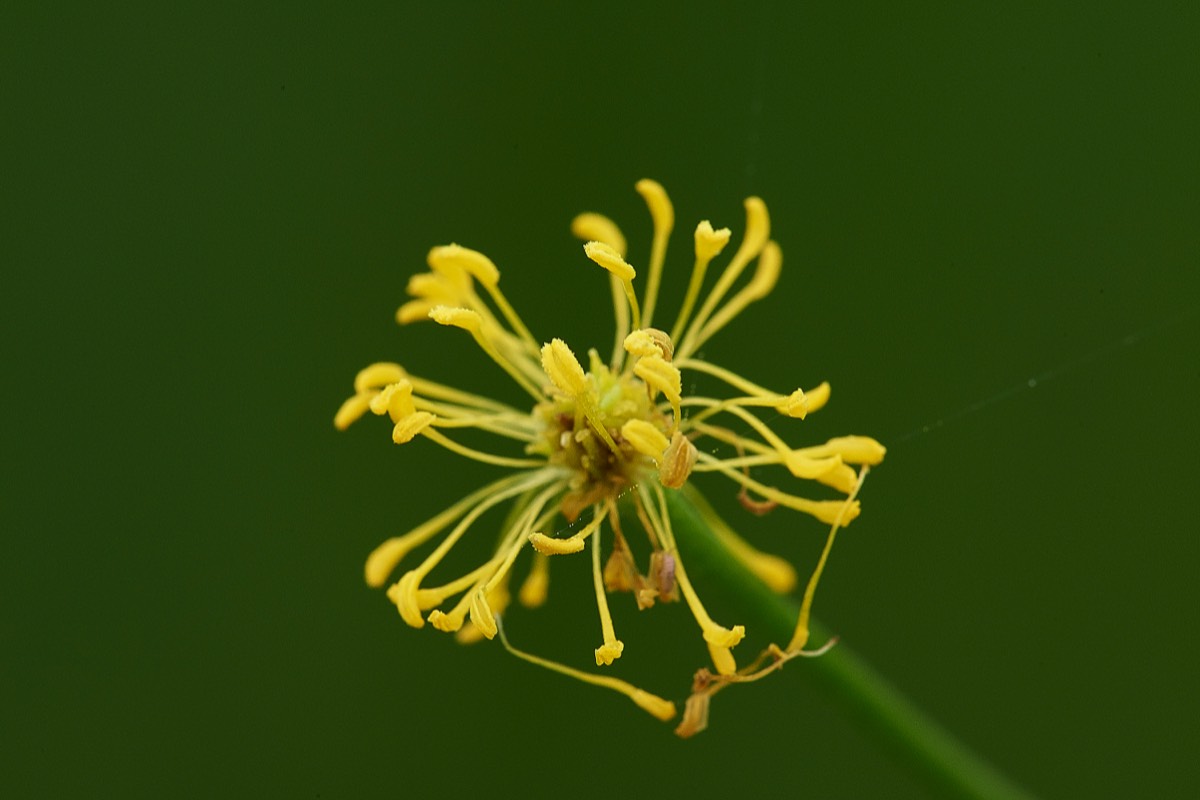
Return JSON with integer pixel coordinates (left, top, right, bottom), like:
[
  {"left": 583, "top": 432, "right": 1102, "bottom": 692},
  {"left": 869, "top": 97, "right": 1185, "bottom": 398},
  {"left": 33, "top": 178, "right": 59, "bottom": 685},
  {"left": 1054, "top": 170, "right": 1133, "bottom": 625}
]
[
  {"left": 595, "top": 641, "right": 625, "bottom": 666},
  {"left": 623, "top": 328, "right": 673, "bottom": 361},
  {"left": 658, "top": 430, "right": 698, "bottom": 488},
  {"left": 333, "top": 392, "right": 373, "bottom": 430},
  {"left": 365, "top": 536, "right": 422, "bottom": 589},
  {"left": 427, "top": 607, "right": 465, "bottom": 633},
  {"left": 631, "top": 690, "right": 678, "bottom": 722},
  {"left": 354, "top": 362, "right": 406, "bottom": 393},
  {"left": 745, "top": 240, "right": 782, "bottom": 301},
  {"left": 570, "top": 212, "right": 627, "bottom": 257},
  {"left": 388, "top": 571, "right": 425, "bottom": 628},
  {"left": 702, "top": 623, "right": 746, "bottom": 649},
  {"left": 518, "top": 553, "right": 549, "bottom": 607},
  {"left": 824, "top": 436, "right": 887, "bottom": 464},
  {"left": 396, "top": 299, "right": 435, "bottom": 325},
  {"left": 540, "top": 338, "right": 589, "bottom": 396},
  {"left": 468, "top": 589, "right": 498, "bottom": 640},
  {"left": 634, "top": 354, "right": 682, "bottom": 425},
  {"left": 634, "top": 179, "right": 674, "bottom": 328},
  {"left": 429, "top": 305, "right": 482, "bottom": 332},
  {"left": 621, "top": 419, "right": 670, "bottom": 462},
  {"left": 635, "top": 179, "right": 673, "bottom": 240},
  {"left": 805, "top": 381, "right": 832, "bottom": 413},
  {"left": 369, "top": 380, "right": 416, "bottom": 421},
  {"left": 694, "top": 220, "right": 732, "bottom": 260},
  {"left": 784, "top": 452, "right": 844, "bottom": 480},
  {"left": 529, "top": 532, "right": 585, "bottom": 555},
  {"left": 775, "top": 388, "right": 808, "bottom": 418},
  {"left": 392, "top": 411, "right": 435, "bottom": 444},
  {"left": 584, "top": 240, "right": 635, "bottom": 281},
  {"left": 428, "top": 244, "right": 500, "bottom": 288}
]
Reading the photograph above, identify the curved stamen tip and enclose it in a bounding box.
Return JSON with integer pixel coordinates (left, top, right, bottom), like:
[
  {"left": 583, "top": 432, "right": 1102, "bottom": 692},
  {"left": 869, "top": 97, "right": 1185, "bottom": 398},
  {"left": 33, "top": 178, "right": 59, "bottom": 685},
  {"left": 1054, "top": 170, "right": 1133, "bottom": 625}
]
[
  {"left": 702, "top": 624, "right": 746, "bottom": 649},
  {"left": 776, "top": 388, "right": 808, "bottom": 419},
  {"left": 571, "top": 212, "right": 628, "bottom": 258},
  {"left": 354, "top": 362, "right": 407, "bottom": 393},
  {"left": 621, "top": 419, "right": 670, "bottom": 463},
  {"left": 392, "top": 411, "right": 435, "bottom": 444},
  {"left": 635, "top": 178, "right": 674, "bottom": 230},
  {"left": 584, "top": 241, "right": 636, "bottom": 281},
  {"left": 529, "top": 532, "right": 585, "bottom": 555},
  {"left": 595, "top": 640, "right": 625, "bottom": 666},
  {"left": 428, "top": 244, "right": 500, "bottom": 288},
  {"left": 827, "top": 435, "right": 887, "bottom": 465},
  {"left": 428, "top": 608, "right": 465, "bottom": 633},
  {"left": 694, "top": 220, "right": 732, "bottom": 260},
  {"left": 631, "top": 689, "right": 677, "bottom": 722},
  {"left": 469, "top": 590, "right": 498, "bottom": 640},
  {"left": 428, "top": 305, "right": 483, "bottom": 332},
  {"left": 623, "top": 328, "right": 674, "bottom": 361},
  {"left": 388, "top": 572, "right": 426, "bottom": 628}
]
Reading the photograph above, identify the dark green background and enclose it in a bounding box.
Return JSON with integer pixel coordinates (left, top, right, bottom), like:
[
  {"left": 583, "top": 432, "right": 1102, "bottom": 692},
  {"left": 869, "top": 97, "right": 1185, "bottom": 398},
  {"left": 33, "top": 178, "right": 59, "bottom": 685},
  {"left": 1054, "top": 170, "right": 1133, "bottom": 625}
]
[{"left": 6, "top": 3, "right": 1198, "bottom": 797}]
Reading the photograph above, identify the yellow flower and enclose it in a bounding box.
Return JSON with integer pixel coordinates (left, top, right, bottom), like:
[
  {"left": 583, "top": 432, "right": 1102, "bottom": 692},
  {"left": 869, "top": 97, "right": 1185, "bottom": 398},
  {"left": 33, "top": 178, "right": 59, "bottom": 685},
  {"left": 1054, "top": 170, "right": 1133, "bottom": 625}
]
[{"left": 335, "top": 179, "right": 884, "bottom": 726}]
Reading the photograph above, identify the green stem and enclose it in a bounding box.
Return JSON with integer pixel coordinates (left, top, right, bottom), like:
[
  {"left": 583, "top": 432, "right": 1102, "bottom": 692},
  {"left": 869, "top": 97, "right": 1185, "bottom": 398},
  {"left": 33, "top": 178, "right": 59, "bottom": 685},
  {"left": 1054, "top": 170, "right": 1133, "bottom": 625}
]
[{"left": 663, "top": 489, "right": 1034, "bottom": 800}]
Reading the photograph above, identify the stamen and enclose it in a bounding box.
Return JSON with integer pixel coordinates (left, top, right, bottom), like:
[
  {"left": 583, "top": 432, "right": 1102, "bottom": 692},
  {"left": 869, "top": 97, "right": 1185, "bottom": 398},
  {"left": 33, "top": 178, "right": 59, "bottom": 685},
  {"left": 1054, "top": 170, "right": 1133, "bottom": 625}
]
[
  {"left": 658, "top": 430, "right": 698, "bottom": 489},
  {"left": 620, "top": 418, "right": 670, "bottom": 462},
  {"left": 676, "top": 358, "right": 808, "bottom": 418},
  {"left": 529, "top": 506, "right": 604, "bottom": 555},
  {"left": 584, "top": 241, "right": 641, "bottom": 333},
  {"left": 428, "top": 305, "right": 544, "bottom": 400},
  {"left": 364, "top": 473, "right": 527, "bottom": 588},
  {"left": 695, "top": 453, "right": 861, "bottom": 525},
  {"left": 428, "top": 244, "right": 540, "bottom": 354},
  {"left": 634, "top": 179, "right": 674, "bottom": 330},
  {"left": 388, "top": 470, "right": 559, "bottom": 627},
  {"left": 495, "top": 616, "right": 676, "bottom": 722},
  {"left": 788, "top": 466, "right": 870, "bottom": 652},
  {"left": 678, "top": 196, "right": 770, "bottom": 361},
  {"left": 591, "top": 528, "right": 624, "bottom": 666},
  {"left": 691, "top": 240, "right": 782, "bottom": 352},
  {"left": 571, "top": 214, "right": 630, "bottom": 370},
  {"left": 633, "top": 355, "right": 682, "bottom": 427},
  {"left": 669, "top": 221, "right": 732, "bottom": 346},
  {"left": 517, "top": 552, "right": 550, "bottom": 607},
  {"left": 540, "top": 339, "right": 621, "bottom": 453},
  {"left": 643, "top": 484, "right": 745, "bottom": 673},
  {"left": 418, "top": 427, "right": 545, "bottom": 468}
]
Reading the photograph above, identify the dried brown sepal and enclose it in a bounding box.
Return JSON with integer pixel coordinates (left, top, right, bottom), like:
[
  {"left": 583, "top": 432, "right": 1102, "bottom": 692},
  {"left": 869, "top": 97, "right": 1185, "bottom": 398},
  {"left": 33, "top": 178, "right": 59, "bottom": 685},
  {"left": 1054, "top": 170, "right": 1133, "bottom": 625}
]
[{"left": 658, "top": 431, "right": 698, "bottom": 488}]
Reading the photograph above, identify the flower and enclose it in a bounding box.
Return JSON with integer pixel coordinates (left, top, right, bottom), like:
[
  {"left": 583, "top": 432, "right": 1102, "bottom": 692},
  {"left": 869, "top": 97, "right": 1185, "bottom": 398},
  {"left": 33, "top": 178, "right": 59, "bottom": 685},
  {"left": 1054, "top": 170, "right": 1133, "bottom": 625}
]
[{"left": 335, "top": 179, "right": 885, "bottom": 727}]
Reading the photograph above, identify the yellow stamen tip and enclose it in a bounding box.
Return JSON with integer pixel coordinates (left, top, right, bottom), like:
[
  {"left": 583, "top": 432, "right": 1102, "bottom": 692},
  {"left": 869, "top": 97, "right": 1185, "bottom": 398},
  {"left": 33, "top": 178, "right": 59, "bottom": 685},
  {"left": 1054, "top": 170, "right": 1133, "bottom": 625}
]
[
  {"left": 805, "top": 381, "right": 832, "bottom": 413},
  {"left": 333, "top": 391, "right": 372, "bottom": 430},
  {"left": 623, "top": 328, "right": 674, "bottom": 361},
  {"left": 392, "top": 411, "right": 435, "bottom": 444},
  {"left": 570, "top": 212, "right": 627, "bottom": 258},
  {"left": 785, "top": 452, "right": 844, "bottom": 480},
  {"left": 428, "top": 608, "right": 465, "bottom": 633},
  {"left": 529, "top": 532, "right": 585, "bottom": 555},
  {"left": 635, "top": 178, "right": 674, "bottom": 233},
  {"left": 388, "top": 572, "right": 426, "bottom": 628},
  {"left": 708, "top": 643, "right": 738, "bottom": 676},
  {"left": 620, "top": 419, "right": 670, "bottom": 462},
  {"left": 364, "top": 536, "right": 416, "bottom": 588},
  {"left": 354, "top": 362, "right": 406, "bottom": 393},
  {"left": 540, "top": 338, "right": 589, "bottom": 397},
  {"left": 776, "top": 388, "right": 808, "bottom": 418},
  {"left": 595, "top": 640, "right": 625, "bottom": 666},
  {"left": 428, "top": 305, "right": 483, "bottom": 332},
  {"left": 702, "top": 624, "right": 746, "bottom": 649},
  {"left": 694, "top": 220, "right": 732, "bottom": 260},
  {"left": 826, "top": 435, "right": 887, "bottom": 465},
  {"left": 469, "top": 591, "right": 498, "bottom": 640},
  {"left": 584, "top": 240, "right": 636, "bottom": 281},
  {"left": 746, "top": 240, "right": 783, "bottom": 300},
  {"left": 631, "top": 689, "right": 677, "bottom": 722},
  {"left": 428, "top": 244, "right": 500, "bottom": 288}
]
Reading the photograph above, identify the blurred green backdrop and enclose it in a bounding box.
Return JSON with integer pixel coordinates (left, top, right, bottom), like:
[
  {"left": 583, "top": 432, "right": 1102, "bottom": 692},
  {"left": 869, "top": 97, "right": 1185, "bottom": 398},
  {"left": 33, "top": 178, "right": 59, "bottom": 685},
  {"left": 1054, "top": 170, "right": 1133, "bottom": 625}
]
[{"left": 5, "top": 2, "right": 1198, "bottom": 798}]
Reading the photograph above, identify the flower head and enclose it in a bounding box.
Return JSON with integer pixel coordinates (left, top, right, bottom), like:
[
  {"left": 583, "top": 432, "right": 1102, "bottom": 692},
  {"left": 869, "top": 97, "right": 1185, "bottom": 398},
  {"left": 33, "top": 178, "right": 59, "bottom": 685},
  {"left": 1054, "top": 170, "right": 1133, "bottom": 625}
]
[{"left": 335, "top": 180, "right": 884, "bottom": 729}]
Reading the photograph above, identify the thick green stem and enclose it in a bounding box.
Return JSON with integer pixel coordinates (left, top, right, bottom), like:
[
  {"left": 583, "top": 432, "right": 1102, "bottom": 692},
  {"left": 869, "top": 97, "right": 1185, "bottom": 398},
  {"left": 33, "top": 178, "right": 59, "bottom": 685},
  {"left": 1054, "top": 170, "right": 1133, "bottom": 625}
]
[{"left": 663, "top": 489, "right": 1034, "bottom": 800}]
